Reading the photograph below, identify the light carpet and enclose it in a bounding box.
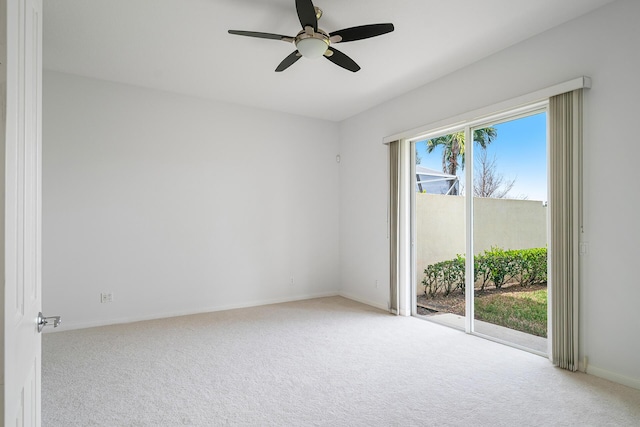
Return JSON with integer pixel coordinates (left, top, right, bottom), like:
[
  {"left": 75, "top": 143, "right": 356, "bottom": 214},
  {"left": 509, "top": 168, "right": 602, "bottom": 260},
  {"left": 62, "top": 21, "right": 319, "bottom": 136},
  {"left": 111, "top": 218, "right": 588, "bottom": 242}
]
[{"left": 42, "top": 296, "right": 640, "bottom": 426}]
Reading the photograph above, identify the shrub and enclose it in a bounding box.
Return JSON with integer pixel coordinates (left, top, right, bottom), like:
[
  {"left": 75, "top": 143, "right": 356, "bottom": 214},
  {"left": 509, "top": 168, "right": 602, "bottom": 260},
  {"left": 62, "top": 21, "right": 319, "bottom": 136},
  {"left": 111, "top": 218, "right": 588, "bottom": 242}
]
[
  {"left": 516, "top": 247, "right": 547, "bottom": 286},
  {"left": 421, "top": 255, "right": 465, "bottom": 297},
  {"left": 474, "top": 255, "right": 492, "bottom": 291},
  {"left": 481, "top": 247, "right": 515, "bottom": 289},
  {"left": 422, "top": 247, "right": 547, "bottom": 297},
  {"left": 422, "top": 263, "right": 441, "bottom": 297}
]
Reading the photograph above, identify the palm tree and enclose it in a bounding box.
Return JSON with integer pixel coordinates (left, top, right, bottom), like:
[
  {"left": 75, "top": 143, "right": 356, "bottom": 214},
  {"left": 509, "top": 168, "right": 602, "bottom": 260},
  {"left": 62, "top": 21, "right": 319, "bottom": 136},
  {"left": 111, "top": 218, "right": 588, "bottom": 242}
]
[{"left": 425, "top": 127, "right": 497, "bottom": 195}]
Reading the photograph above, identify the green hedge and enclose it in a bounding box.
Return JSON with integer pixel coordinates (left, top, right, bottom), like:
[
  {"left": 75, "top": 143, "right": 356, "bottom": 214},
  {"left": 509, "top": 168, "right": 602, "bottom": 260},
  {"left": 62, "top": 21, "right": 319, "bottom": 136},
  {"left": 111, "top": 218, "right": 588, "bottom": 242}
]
[
  {"left": 421, "top": 247, "right": 547, "bottom": 297},
  {"left": 422, "top": 255, "right": 465, "bottom": 297}
]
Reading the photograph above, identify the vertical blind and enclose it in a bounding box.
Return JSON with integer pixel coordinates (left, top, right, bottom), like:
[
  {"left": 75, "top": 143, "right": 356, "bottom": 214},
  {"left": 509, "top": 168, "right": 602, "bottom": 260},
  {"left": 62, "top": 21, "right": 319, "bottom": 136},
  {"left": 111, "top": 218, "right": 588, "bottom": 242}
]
[
  {"left": 549, "top": 89, "right": 583, "bottom": 371},
  {"left": 389, "top": 140, "right": 400, "bottom": 315}
]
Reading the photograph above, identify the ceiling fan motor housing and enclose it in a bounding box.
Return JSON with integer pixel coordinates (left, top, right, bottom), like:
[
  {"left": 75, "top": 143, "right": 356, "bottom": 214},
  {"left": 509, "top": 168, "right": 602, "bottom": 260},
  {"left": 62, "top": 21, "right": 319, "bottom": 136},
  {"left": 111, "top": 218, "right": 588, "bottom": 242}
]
[{"left": 295, "top": 29, "right": 330, "bottom": 58}]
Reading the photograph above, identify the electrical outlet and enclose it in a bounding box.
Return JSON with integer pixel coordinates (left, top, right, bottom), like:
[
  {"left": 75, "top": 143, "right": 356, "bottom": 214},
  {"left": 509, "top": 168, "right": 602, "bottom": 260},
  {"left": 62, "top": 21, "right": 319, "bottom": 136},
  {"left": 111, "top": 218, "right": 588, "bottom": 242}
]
[
  {"left": 375, "top": 279, "right": 379, "bottom": 289},
  {"left": 100, "top": 292, "right": 113, "bottom": 303},
  {"left": 290, "top": 276, "right": 295, "bottom": 286}
]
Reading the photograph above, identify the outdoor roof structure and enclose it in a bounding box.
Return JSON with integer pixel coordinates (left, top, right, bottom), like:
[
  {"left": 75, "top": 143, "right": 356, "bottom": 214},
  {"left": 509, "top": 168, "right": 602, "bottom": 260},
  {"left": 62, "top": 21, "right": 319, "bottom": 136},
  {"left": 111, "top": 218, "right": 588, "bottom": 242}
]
[{"left": 416, "top": 166, "right": 459, "bottom": 195}]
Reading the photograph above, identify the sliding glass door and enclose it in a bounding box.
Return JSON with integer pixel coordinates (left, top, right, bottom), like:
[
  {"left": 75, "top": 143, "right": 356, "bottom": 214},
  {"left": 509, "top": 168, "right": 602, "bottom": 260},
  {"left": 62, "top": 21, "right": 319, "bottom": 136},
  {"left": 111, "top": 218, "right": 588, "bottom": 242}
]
[
  {"left": 412, "top": 104, "right": 549, "bottom": 354},
  {"left": 413, "top": 129, "right": 467, "bottom": 328},
  {"left": 470, "top": 111, "right": 548, "bottom": 353}
]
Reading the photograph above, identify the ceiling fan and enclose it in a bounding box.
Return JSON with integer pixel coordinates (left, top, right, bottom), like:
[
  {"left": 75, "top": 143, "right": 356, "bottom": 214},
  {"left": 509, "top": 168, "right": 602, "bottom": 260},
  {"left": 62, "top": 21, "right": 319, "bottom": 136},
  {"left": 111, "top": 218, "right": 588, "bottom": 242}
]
[{"left": 228, "top": 0, "right": 394, "bottom": 72}]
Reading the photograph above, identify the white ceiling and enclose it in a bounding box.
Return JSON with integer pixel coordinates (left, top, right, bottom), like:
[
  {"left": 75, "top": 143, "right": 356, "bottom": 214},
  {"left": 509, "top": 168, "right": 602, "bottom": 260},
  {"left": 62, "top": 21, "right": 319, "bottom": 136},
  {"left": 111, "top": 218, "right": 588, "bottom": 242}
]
[{"left": 43, "top": 0, "right": 615, "bottom": 122}]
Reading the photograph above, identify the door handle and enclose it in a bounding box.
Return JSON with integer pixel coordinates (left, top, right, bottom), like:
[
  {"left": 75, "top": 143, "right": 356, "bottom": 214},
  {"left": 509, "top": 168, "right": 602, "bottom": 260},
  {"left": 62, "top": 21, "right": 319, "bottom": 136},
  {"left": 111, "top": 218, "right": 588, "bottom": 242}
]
[{"left": 37, "top": 312, "right": 61, "bottom": 333}]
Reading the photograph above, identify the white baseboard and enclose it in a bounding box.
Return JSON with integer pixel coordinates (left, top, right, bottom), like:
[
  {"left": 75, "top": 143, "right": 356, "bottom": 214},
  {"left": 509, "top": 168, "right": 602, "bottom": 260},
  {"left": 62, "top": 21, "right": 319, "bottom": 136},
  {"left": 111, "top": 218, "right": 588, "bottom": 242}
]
[
  {"left": 338, "top": 291, "right": 389, "bottom": 312},
  {"left": 46, "top": 291, "right": 340, "bottom": 332},
  {"left": 586, "top": 364, "right": 640, "bottom": 391}
]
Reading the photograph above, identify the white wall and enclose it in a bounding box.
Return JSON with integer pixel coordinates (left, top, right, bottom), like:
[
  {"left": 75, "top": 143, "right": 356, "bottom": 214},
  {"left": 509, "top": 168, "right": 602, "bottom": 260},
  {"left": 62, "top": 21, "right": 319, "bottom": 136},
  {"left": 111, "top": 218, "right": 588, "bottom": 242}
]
[
  {"left": 43, "top": 71, "right": 340, "bottom": 329},
  {"left": 339, "top": 0, "right": 640, "bottom": 389}
]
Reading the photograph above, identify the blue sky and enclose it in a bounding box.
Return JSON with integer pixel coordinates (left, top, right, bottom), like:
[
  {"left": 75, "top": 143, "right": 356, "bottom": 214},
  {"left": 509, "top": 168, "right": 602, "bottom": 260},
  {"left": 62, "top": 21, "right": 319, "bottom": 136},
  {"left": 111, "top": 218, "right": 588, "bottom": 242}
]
[{"left": 416, "top": 112, "right": 547, "bottom": 201}]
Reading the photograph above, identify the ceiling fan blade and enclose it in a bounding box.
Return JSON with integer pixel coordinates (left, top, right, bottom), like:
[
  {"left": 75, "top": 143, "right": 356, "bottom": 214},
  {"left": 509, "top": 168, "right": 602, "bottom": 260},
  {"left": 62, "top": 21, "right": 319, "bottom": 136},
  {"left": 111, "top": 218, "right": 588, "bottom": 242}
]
[
  {"left": 228, "top": 30, "right": 293, "bottom": 42},
  {"left": 276, "top": 51, "right": 302, "bottom": 72},
  {"left": 295, "top": 0, "right": 318, "bottom": 31},
  {"left": 330, "top": 23, "right": 395, "bottom": 43},
  {"left": 325, "top": 47, "right": 360, "bottom": 72}
]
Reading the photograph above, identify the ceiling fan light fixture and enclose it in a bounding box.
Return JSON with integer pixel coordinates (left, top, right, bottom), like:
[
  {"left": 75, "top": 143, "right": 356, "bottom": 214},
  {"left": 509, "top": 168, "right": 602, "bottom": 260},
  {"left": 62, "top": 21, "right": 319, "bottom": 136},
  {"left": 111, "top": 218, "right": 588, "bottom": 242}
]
[
  {"left": 228, "top": 0, "right": 395, "bottom": 72},
  {"left": 295, "top": 36, "right": 329, "bottom": 59}
]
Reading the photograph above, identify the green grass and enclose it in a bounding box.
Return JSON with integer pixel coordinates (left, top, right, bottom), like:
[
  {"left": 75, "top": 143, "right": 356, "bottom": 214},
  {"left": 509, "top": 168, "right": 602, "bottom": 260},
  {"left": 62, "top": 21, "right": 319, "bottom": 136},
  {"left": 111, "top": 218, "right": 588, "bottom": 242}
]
[{"left": 475, "top": 289, "right": 547, "bottom": 337}]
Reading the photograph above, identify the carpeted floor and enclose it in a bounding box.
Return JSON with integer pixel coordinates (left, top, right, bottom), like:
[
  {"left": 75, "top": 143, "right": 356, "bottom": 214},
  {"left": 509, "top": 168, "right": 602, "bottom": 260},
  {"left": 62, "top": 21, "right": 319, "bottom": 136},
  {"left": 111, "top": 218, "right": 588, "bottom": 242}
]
[{"left": 43, "top": 296, "right": 640, "bottom": 426}]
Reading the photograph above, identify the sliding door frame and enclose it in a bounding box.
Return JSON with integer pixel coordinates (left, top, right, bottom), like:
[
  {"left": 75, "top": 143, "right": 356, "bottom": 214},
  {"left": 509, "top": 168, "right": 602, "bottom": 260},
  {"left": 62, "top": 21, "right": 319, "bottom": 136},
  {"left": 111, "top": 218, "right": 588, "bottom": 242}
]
[
  {"left": 409, "top": 123, "right": 466, "bottom": 318},
  {"left": 409, "top": 101, "right": 550, "bottom": 345},
  {"left": 467, "top": 104, "right": 549, "bottom": 353}
]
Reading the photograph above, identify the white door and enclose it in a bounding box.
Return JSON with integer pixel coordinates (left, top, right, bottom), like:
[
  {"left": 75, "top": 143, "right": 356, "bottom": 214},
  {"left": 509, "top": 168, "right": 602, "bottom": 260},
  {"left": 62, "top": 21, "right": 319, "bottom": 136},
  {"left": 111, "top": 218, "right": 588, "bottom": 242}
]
[{"left": 4, "top": 0, "right": 44, "bottom": 425}]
